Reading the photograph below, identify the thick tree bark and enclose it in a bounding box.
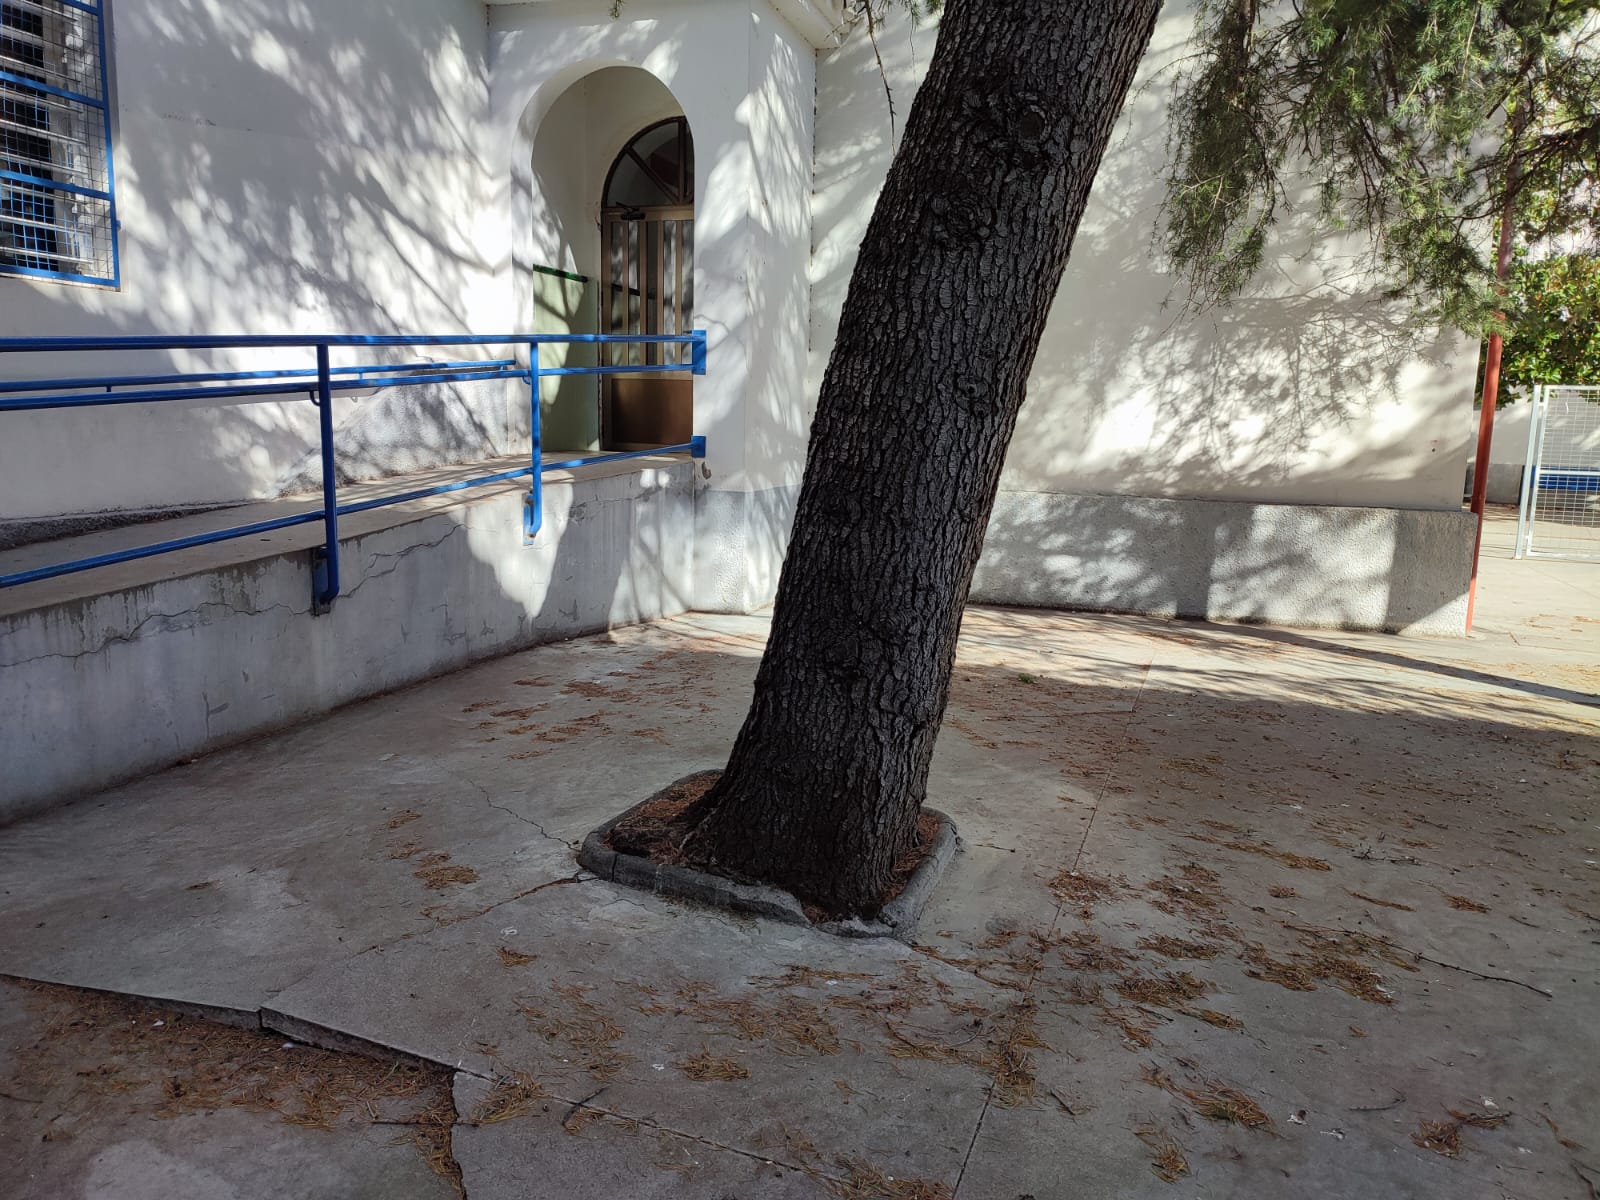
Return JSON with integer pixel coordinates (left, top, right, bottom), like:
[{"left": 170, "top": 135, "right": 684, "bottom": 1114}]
[{"left": 688, "top": 0, "right": 1161, "bottom": 914}]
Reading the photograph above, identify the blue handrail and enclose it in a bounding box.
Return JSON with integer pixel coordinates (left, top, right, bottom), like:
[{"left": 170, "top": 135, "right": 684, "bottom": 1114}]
[
  {"left": 0, "top": 331, "right": 708, "bottom": 610},
  {"left": 0, "top": 358, "right": 519, "bottom": 395}
]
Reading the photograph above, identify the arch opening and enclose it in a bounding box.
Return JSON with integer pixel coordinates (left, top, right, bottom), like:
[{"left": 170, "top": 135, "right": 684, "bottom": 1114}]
[{"left": 520, "top": 67, "right": 689, "bottom": 452}]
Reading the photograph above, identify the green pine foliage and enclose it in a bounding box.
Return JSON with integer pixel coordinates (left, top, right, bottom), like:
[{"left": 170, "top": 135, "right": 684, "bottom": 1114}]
[{"left": 1164, "top": 0, "right": 1600, "bottom": 336}]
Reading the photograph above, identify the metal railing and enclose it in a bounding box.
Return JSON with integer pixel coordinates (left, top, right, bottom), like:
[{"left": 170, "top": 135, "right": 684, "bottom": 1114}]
[{"left": 0, "top": 331, "right": 707, "bottom": 610}]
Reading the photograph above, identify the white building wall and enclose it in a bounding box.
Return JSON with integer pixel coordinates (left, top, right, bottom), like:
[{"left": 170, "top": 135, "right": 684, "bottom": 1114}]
[
  {"left": 0, "top": 0, "right": 1482, "bottom": 634},
  {"left": 0, "top": 0, "right": 506, "bottom": 524},
  {"left": 811, "top": 6, "right": 1477, "bottom": 511},
  {"left": 528, "top": 67, "right": 684, "bottom": 284},
  {"left": 730, "top": 5, "right": 816, "bottom": 604},
  {"left": 1, "top": 0, "right": 827, "bottom": 577},
  {"left": 1467, "top": 400, "right": 1534, "bottom": 504},
  {"left": 488, "top": 0, "right": 820, "bottom": 611},
  {"left": 811, "top": 5, "right": 1479, "bottom": 631}
]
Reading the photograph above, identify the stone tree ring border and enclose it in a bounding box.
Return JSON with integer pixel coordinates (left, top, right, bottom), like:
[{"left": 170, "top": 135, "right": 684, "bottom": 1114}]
[{"left": 577, "top": 772, "right": 960, "bottom": 941}]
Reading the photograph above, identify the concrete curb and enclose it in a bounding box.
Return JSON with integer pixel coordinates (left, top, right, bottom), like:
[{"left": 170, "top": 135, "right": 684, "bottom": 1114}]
[{"left": 577, "top": 773, "right": 960, "bottom": 942}]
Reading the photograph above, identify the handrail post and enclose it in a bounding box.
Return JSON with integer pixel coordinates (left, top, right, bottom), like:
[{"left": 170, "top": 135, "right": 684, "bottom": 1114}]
[
  {"left": 691, "top": 329, "right": 707, "bottom": 376},
  {"left": 524, "top": 340, "right": 543, "bottom": 541},
  {"left": 313, "top": 342, "right": 341, "bottom": 612}
]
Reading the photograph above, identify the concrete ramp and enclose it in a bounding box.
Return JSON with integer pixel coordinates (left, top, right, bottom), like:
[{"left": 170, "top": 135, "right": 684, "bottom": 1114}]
[{"left": 0, "top": 453, "right": 698, "bottom": 822}]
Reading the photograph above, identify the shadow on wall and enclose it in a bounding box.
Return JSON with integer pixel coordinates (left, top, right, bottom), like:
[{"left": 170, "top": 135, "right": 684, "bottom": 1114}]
[
  {"left": 808, "top": 7, "right": 1476, "bottom": 513},
  {"left": 721, "top": 13, "right": 816, "bottom": 606},
  {"left": 804, "top": 6, "right": 1477, "bottom": 631},
  {"left": 0, "top": 10, "right": 722, "bottom": 794},
  {"left": 973, "top": 492, "right": 1473, "bottom": 634},
  {"left": 1, "top": 3, "right": 775, "bottom": 656},
  {"left": 0, "top": 0, "right": 518, "bottom": 523},
  {"left": 0, "top": 7, "right": 731, "bottom": 725}
]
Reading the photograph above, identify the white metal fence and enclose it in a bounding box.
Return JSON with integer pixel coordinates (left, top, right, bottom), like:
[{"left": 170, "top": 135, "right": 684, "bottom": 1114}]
[{"left": 1515, "top": 384, "right": 1600, "bottom": 561}]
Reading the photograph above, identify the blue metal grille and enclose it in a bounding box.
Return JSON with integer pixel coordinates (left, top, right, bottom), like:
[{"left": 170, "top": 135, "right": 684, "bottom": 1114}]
[{"left": 0, "top": 0, "right": 117, "bottom": 286}]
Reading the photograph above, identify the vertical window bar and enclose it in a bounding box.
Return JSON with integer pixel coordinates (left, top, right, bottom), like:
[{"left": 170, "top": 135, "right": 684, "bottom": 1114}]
[
  {"left": 93, "top": 0, "right": 115, "bottom": 287},
  {"left": 653, "top": 219, "right": 665, "bottom": 367},
  {"left": 674, "top": 219, "right": 685, "bottom": 365},
  {"left": 623, "top": 219, "right": 635, "bottom": 364}
]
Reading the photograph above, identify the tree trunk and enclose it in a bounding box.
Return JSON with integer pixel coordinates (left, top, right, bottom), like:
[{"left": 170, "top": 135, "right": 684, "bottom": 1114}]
[{"left": 688, "top": 0, "right": 1161, "bottom": 914}]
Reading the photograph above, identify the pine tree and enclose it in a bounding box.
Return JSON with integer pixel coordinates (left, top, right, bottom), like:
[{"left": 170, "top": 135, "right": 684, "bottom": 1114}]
[
  {"left": 682, "top": 0, "right": 1162, "bottom": 913},
  {"left": 1162, "top": 0, "right": 1600, "bottom": 335}
]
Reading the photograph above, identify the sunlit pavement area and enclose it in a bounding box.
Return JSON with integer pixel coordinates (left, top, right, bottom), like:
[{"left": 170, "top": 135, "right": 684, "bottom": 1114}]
[{"left": 2, "top": 507, "right": 1596, "bottom": 1200}]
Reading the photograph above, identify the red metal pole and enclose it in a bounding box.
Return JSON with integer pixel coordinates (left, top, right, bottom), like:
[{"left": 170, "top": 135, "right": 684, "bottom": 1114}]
[{"left": 1464, "top": 199, "right": 1517, "bottom": 632}]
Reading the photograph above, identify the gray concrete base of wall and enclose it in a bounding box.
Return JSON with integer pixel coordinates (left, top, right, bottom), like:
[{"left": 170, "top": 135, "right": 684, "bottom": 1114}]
[
  {"left": 1464, "top": 463, "right": 1525, "bottom": 507},
  {"left": 0, "top": 458, "right": 701, "bottom": 825},
  {"left": 691, "top": 483, "right": 799, "bottom": 612},
  {"left": 972, "top": 490, "right": 1476, "bottom": 636}
]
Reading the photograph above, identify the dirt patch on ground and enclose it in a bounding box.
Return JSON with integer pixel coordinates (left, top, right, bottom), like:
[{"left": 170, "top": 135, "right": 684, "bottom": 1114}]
[
  {"left": 6, "top": 981, "right": 461, "bottom": 1193},
  {"left": 634, "top": 978, "right": 847, "bottom": 1059},
  {"left": 1146, "top": 864, "right": 1228, "bottom": 924},
  {"left": 1238, "top": 924, "right": 1416, "bottom": 1004},
  {"left": 674, "top": 1048, "right": 751, "bottom": 1081},
  {"left": 1135, "top": 1125, "right": 1190, "bottom": 1182},
  {"left": 605, "top": 771, "right": 720, "bottom": 863},
  {"left": 518, "top": 983, "right": 633, "bottom": 1081},
  {"left": 1184, "top": 833, "right": 1332, "bottom": 871},
  {"left": 1048, "top": 868, "right": 1129, "bottom": 916},
  {"left": 413, "top": 852, "right": 479, "bottom": 890},
  {"left": 1141, "top": 1065, "right": 1272, "bottom": 1130},
  {"left": 1408, "top": 1110, "right": 1509, "bottom": 1160},
  {"left": 1137, "top": 935, "right": 1223, "bottom": 960},
  {"left": 1115, "top": 970, "right": 1211, "bottom": 1008},
  {"left": 468, "top": 1072, "right": 546, "bottom": 1125}
]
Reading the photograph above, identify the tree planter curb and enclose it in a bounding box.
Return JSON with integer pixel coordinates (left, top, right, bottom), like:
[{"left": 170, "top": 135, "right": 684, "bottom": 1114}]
[{"left": 576, "top": 775, "right": 960, "bottom": 941}]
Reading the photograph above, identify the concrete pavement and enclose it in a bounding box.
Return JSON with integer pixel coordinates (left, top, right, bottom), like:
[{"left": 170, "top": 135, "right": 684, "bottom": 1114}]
[{"left": 1, "top": 507, "right": 1595, "bottom": 1199}]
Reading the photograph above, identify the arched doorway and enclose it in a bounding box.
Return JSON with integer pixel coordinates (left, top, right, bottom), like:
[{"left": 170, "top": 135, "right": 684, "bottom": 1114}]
[{"left": 600, "top": 117, "right": 694, "bottom": 450}]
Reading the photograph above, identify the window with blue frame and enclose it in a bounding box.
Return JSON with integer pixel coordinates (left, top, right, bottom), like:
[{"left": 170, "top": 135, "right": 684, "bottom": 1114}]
[{"left": 0, "top": 0, "right": 117, "bottom": 286}]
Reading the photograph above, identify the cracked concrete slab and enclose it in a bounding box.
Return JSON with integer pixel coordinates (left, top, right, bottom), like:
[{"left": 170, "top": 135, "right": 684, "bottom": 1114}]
[
  {"left": 450, "top": 1073, "right": 824, "bottom": 1199},
  {"left": 264, "top": 877, "right": 1003, "bottom": 1189},
  {"left": 4, "top": 1104, "right": 451, "bottom": 1200},
  {"left": 0, "top": 628, "right": 752, "bottom": 1011}
]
